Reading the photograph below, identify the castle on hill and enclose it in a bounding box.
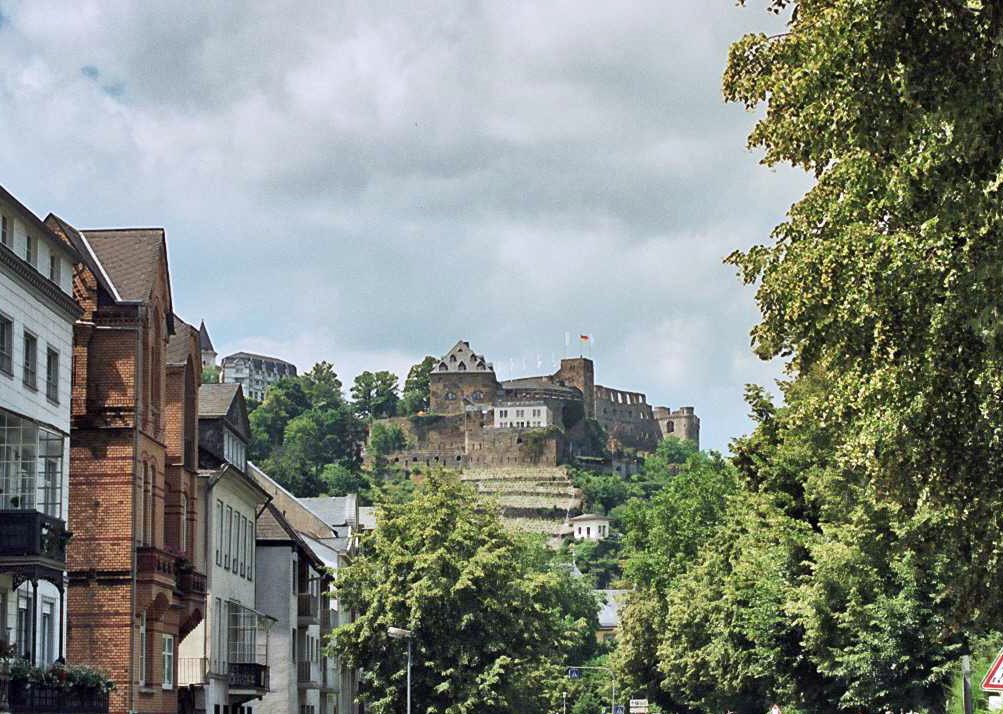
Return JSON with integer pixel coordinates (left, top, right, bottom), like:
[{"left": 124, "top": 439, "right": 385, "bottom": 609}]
[{"left": 377, "top": 340, "right": 699, "bottom": 472}]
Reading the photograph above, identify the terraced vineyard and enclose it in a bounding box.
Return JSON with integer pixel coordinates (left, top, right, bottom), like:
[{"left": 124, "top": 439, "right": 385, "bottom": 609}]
[{"left": 460, "top": 466, "right": 583, "bottom": 538}]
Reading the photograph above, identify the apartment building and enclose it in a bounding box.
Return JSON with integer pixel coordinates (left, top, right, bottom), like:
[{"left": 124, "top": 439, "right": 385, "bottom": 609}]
[
  {"left": 179, "top": 383, "right": 273, "bottom": 714},
  {"left": 219, "top": 353, "right": 296, "bottom": 402},
  {"left": 0, "top": 186, "right": 81, "bottom": 665},
  {"left": 45, "top": 216, "right": 206, "bottom": 714}
]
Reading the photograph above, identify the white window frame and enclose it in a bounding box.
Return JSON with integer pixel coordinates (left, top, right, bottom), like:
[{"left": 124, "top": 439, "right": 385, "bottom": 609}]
[
  {"left": 139, "top": 612, "right": 147, "bottom": 686},
  {"left": 162, "top": 633, "right": 175, "bottom": 689}
]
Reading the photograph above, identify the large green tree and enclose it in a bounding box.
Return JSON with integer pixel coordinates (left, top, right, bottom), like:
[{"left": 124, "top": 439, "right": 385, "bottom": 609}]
[
  {"left": 247, "top": 363, "right": 366, "bottom": 496},
  {"left": 399, "top": 356, "right": 437, "bottom": 415},
  {"left": 653, "top": 1, "right": 1003, "bottom": 709},
  {"left": 351, "top": 370, "right": 401, "bottom": 421},
  {"left": 331, "top": 472, "right": 598, "bottom": 714},
  {"left": 725, "top": 0, "right": 1003, "bottom": 628}
]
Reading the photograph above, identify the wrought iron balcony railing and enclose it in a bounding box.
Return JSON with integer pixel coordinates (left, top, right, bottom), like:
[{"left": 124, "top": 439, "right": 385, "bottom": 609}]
[
  {"left": 228, "top": 662, "right": 268, "bottom": 691},
  {"left": 0, "top": 510, "right": 68, "bottom": 563}
]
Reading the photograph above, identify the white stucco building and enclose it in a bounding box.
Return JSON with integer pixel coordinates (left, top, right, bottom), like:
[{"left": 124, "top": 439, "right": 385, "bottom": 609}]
[
  {"left": 569, "top": 513, "right": 611, "bottom": 541},
  {"left": 0, "top": 185, "right": 81, "bottom": 666},
  {"left": 493, "top": 402, "right": 552, "bottom": 429},
  {"left": 179, "top": 384, "right": 274, "bottom": 714}
]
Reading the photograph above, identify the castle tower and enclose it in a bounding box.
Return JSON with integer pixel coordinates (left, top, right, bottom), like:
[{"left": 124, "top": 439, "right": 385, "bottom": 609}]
[
  {"left": 653, "top": 405, "right": 700, "bottom": 448},
  {"left": 555, "top": 357, "right": 595, "bottom": 419}
]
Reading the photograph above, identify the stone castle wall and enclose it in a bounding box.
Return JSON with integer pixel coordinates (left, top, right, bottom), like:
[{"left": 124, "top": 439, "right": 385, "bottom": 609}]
[{"left": 594, "top": 385, "right": 662, "bottom": 451}]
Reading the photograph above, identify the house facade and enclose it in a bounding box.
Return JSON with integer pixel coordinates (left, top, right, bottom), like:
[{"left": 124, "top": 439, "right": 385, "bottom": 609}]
[
  {"left": 220, "top": 353, "right": 296, "bottom": 402},
  {"left": 0, "top": 186, "right": 81, "bottom": 665},
  {"left": 46, "top": 216, "right": 206, "bottom": 714},
  {"left": 179, "top": 382, "right": 272, "bottom": 714}
]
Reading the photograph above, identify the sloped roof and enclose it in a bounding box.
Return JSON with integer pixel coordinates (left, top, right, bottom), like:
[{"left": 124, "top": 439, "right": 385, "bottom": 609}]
[
  {"left": 436, "top": 340, "right": 493, "bottom": 374},
  {"left": 45, "top": 214, "right": 118, "bottom": 299},
  {"left": 199, "top": 320, "right": 214, "bottom": 352},
  {"left": 81, "top": 228, "right": 167, "bottom": 303},
  {"left": 256, "top": 502, "right": 325, "bottom": 569},
  {"left": 167, "top": 317, "right": 198, "bottom": 366},
  {"left": 299, "top": 495, "right": 357, "bottom": 529},
  {"left": 570, "top": 513, "right": 610, "bottom": 523},
  {"left": 501, "top": 377, "right": 581, "bottom": 399},
  {"left": 199, "top": 382, "right": 241, "bottom": 418},
  {"left": 221, "top": 351, "right": 296, "bottom": 367},
  {"left": 0, "top": 188, "right": 82, "bottom": 263},
  {"left": 358, "top": 506, "right": 376, "bottom": 530},
  {"left": 257, "top": 501, "right": 298, "bottom": 540},
  {"left": 597, "top": 589, "right": 630, "bottom": 629}
]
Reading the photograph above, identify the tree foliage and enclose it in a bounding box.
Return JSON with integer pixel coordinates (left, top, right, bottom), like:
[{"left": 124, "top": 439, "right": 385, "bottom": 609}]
[
  {"left": 399, "top": 356, "right": 437, "bottom": 415},
  {"left": 247, "top": 363, "right": 366, "bottom": 496},
  {"left": 332, "top": 472, "right": 599, "bottom": 714},
  {"left": 614, "top": 1, "right": 1003, "bottom": 710},
  {"left": 351, "top": 370, "right": 401, "bottom": 421}
]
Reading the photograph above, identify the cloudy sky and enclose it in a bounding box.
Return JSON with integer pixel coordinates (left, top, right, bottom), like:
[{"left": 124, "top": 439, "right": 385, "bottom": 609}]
[{"left": 0, "top": 1, "right": 808, "bottom": 452}]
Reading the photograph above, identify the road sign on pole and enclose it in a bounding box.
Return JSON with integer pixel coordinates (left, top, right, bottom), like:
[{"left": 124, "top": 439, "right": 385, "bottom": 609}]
[
  {"left": 982, "top": 650, "right": 1003, "bottom": 692},
  {"left": 567, "top": 667, "right": 581, "bottom": 680},
  {"left": 629, "top": 699, "right": 648, "bottom": 713}
]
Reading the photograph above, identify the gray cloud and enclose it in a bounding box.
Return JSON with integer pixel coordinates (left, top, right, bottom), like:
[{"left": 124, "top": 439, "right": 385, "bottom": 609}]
[{"left": 0, "top": 0, "right": 808, "bottom": 451}]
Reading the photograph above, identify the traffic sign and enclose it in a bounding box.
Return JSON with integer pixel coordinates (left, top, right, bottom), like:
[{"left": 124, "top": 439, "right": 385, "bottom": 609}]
[
  {"left": 567, "top": 667, "right": 581, "bottom": 680},
  {"left": 629, "top": 699, "right": 648, "bottom": 713},
  {"left": 982, "top": 649, "right": 1003, "bottom": 692},
  {"left": 614, "top": 706, "right": 625, "bottom": 714}
]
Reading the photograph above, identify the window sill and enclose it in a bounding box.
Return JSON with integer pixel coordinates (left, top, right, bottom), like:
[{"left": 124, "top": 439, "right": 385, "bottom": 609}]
[
  {"left": 47, "top": 396, "right": 60, "bottom": 407},
  {"left": 23, "top": 383, "right": 37, "bottom": 392},
  {"left": 138, "top": 686, "right": 156, "bottom": 695}
]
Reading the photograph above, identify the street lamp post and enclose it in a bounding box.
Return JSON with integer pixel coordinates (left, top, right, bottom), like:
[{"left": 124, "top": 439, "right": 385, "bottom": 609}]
[
  {"left": 566, "top": 665, "right": 616, "bottom": 714},
  {"left": 388, "top": 627, "right": 413, "bottom": 714}
]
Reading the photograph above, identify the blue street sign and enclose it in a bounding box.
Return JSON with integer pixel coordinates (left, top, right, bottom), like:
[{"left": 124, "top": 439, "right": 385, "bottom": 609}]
[
  {"left": 614, "top": 706, "right": 625, "bottom": 714},
  {"left": 567, "top": 667, "right": 581, "bottom": 679}
]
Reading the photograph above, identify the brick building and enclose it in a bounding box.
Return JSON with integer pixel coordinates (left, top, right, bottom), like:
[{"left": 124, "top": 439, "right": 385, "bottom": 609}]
[{"left": 46, "top": 216, "right": 207, "bottom": 714}]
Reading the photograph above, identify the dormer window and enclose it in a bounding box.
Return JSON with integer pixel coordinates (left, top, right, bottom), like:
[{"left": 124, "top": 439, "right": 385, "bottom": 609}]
[
  {"left": 0, "top": 215, "right": 9, "bottom": 246},
  {"left": 224, "top": 429, "right": 246, "bottom": 472},
  {"left": 449, "top": 354, "right": 457, "bottom": 363},
  {"left": 25, "top": 234, "right": 37, "bottom": 267},
  {"left": 49, "top": 253, "right": 61, "bottom": 285}
]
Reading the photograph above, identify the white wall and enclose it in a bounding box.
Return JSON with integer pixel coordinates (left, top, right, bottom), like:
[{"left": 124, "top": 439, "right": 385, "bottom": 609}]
[{"left": 255, "top": 545, "right": 297, "bottom": 714}]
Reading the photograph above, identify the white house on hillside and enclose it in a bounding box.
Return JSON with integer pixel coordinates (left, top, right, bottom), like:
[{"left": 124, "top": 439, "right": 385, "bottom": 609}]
[{"left": 569, "top": 513, "right": 611, "bottom": 541}]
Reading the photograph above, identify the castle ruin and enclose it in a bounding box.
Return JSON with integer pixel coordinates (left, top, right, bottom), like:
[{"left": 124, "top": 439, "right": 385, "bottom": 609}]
[{"left": 378, "top": 340, "right": 699, "bottom": 473}]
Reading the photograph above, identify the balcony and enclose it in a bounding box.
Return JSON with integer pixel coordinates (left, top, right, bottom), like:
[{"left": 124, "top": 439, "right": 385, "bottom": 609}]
[
  {"left": 178, "top": 657, "right": 207, "bottom": 686},
  {"left": 0, "top": 510, "right": 68, "bottom": 565},
  {"left": 228, "top": 662, "right": 269, "bottom": 692},
  {"left": 297, "top": 593, "right": 319, "bottom": 626},
  {"left": 177, "top": 567, "right": 207, "bottom": 597},
  {"left": 137, "top": 545, "right": 176, "bottom": 576},
  {"left": 297, "top": 660, "right": 320, "bottom": 689}
]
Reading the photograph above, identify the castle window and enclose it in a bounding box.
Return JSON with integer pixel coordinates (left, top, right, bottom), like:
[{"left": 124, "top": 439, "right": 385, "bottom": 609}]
[
  {"left": 667, "top": 421, "right": 674, "bottom": 432},
  {"left": 445, "top": 392, "right": 457, "bottom": 400},
  {"left": 471, "top": 391, "right": 483, "bottom": 400},
  {"left": 457, "top": 362, "right": 467, "bottom": 371},
  {"left": 439, "top": 363, "right": 448, "bottom": 371},
  {"left": 450, "top": 354, "right": 457, "bottom": 363}
]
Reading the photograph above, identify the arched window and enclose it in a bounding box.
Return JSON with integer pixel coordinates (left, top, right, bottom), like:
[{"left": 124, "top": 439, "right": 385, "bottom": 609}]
[{"left": 457, "top": 362, "right": 467, "bottom": 371}]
